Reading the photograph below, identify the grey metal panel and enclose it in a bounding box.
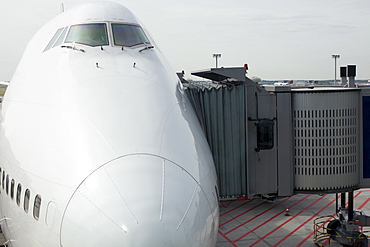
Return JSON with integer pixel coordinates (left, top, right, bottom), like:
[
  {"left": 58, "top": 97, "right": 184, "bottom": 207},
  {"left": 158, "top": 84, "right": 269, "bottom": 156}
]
[
  {"left": 292, "top": 90, "right": 360, "bottom": 192},
  {"left": 249, "top": 92, "right": 278, "bottom": 195},
  {"left": 276, "top": 92, "right": 294, "bottom": 196},
  {"left": 186, "top": 85, "right": 247, "bottom": 198}
]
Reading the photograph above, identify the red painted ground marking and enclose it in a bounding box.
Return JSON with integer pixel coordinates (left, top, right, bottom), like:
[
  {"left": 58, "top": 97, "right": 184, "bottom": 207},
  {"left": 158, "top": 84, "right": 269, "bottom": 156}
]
[
  {"left": 358, "top": 197, "right": 370, "bottom": 210},
  {"left": 232, "top": 195, "right": 311, "bottom": 243},
  {"left": 220, "top": 199, "right": 254, "bottom": 217},
  {"left": 249, "top": 194, "right": 328, "bottom": 247},
  {"left": 218, "top": 230, "right": 238, "bottom": 247},
  {"left": 274, "top": 194, "right": 339, "bottom": 246},
  {"left": 217, "top": 190, "right": 370, "bottom": 246},
  {"left": 224, "top": 196, "right": 292, "bottom": 235},
  {"left": 296, "top": 191, "right": 363, "bottom": 247},
  {"left": 219, "top": 201, "right": 266, "bottom": 227}
]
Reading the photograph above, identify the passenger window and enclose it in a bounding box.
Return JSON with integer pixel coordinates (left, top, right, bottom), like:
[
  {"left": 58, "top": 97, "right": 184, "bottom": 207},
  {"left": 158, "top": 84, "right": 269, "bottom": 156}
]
[
  {"left": 43, "top": 28, "right": 64, "bottom": 52},
  {"left": 65, "top": 23, "right": 108, "bottom": 47},
  {"left": 2, "top": 171, "right": 5, "bottom": 190},
  {"left": 5, "top": 175, "right": 9, "bottom": 195},
  {"left": 24, "top": 189, "right": 30, "bottom": 213},
  {"left": 10, "top": 179, "right": 15, "bottom": 200},
  {"left": 33, "top": 195, "right": 41, "bottom": 220},
  {"left": 16, "top": 184, "right": 22, "bottom": 206},
  {"left": 112, "top": 24, "right": 150, "bottom": 47}
]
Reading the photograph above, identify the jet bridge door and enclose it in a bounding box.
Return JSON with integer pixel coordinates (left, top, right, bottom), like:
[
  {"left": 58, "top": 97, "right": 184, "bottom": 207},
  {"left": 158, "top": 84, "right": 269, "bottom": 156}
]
[{"left": 247, "top": 88, "right": 278, "bottom": 196}]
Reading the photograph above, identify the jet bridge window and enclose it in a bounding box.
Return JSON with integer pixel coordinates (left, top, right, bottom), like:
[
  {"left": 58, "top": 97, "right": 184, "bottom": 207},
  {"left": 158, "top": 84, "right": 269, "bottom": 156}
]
[
  {"left": 65, "top": 23, "right": 108, "bottom": 47},
  {"left": 112, "top": 24, "right": 150, "bottom": 47},
  {"left": 256, "top": 120, "right": 274, "bottom": 151}
]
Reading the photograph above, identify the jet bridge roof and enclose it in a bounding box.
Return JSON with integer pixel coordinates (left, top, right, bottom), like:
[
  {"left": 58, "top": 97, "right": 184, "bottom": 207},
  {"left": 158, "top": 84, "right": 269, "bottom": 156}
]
[{"left": 191, "top": 67, "right": 253, "bottom": 83}]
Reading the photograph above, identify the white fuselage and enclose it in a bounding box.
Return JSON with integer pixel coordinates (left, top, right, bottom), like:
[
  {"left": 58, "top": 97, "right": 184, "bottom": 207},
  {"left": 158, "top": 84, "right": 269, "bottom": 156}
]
[{"left": 0, "top": 2, "right": 219, "bottom": 246}]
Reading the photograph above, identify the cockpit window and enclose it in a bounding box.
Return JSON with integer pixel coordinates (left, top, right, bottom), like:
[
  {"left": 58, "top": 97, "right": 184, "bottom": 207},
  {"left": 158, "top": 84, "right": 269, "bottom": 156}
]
[
  {"left": 53, "top": 27, "right": 68, "bottom": 48},
  {"left": 112, "top": 24, "right": 150, "bottom": 47},
  {"left": 43, "top": 28, "right": 64, "bottom": 52},
  {"left": 65, "top": 23, "right": 108, "bottom": 47}
]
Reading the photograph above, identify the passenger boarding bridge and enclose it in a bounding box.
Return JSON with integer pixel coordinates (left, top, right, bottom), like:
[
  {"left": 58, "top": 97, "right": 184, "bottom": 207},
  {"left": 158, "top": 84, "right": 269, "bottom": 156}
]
[
  {"left": 184, "top": 65, "right": 370, "bottom": 245},
  {"left": 183, "top": 65, "right": 370, "bottom": 199}
]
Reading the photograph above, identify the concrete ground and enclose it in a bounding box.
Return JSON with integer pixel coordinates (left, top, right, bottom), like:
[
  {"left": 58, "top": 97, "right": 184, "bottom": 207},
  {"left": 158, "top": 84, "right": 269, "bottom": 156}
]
[
  {"left": 217, "top": 190, "right": 370, "bottom": 247},
  {"left": 1, "top": 191, "right": 369, "bottom": 246}
]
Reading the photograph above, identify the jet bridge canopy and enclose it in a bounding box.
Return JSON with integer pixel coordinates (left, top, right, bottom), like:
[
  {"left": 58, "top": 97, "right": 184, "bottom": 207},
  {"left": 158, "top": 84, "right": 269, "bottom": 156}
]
[{"left": 191, "top": 67, "right": 252, "bottom": 83}]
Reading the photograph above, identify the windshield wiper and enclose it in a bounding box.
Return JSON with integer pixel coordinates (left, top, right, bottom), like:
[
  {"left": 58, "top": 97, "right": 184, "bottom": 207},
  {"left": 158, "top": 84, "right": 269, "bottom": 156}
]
[
  {"left": 139, "top": 45, "right": 154, "bottom": 52},
  {"left": 61, "top": 45, "right": 85, "bottom": 53}
]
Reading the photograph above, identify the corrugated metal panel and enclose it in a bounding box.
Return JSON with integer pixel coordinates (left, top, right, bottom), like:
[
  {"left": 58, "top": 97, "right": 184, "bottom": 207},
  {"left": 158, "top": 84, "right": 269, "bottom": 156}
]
[
  {"left": 187, "top": 85, "right": 247, "bottom": 198},
  {"left": 292, "top": 90, "right": 360, "bottom": 192}
]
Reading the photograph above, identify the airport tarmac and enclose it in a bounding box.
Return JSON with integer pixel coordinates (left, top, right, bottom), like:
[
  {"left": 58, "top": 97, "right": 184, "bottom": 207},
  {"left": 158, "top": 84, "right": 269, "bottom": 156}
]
[
  {"left": 217, "top": 189, "right": 370, "bottom": 247},
  {"left": 0, "top": 191, "right": 369, "bottom": 246}
]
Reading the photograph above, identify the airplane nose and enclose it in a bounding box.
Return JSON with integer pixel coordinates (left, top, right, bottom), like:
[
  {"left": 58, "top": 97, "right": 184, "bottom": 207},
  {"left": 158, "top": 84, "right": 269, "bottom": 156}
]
[{"left": 60, "top": 155, "right": 216, "bottom": 246}]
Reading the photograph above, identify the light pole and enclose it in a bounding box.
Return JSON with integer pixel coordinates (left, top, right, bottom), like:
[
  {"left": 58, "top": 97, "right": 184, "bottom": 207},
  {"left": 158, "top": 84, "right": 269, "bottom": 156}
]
[
  {"left": 332, "top": 54, "right": 340, "bottom": 85},
  {"left": 213, "top": 53, "right": 221, "bottom": 68}
]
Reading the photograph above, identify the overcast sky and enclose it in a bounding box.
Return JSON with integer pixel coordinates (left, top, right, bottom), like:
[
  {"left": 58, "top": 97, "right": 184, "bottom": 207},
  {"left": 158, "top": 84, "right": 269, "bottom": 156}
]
[{"left": 0, "top": 0, "right": 369, "bottom": 80}]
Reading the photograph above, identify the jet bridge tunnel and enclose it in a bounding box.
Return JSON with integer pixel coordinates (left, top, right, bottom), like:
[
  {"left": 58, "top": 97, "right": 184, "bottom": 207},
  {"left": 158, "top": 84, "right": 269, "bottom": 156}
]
[{"left": 184, "top": 66, "right": 370, "bottom": 199}]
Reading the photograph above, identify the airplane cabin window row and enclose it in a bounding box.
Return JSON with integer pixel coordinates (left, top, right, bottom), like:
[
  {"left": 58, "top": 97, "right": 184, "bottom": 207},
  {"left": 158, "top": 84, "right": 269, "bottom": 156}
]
[{"left": 0, "top": 168, "right": 41, "bottom": 221}]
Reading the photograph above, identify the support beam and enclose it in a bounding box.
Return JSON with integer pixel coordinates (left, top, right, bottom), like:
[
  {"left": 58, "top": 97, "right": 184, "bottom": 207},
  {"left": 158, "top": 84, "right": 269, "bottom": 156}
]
[
  {"left": 341, "top": 192, "right": 346, "bottom": 209},
  {"left": 348, "top": 191, "right": 354, "bottom": 221}
]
